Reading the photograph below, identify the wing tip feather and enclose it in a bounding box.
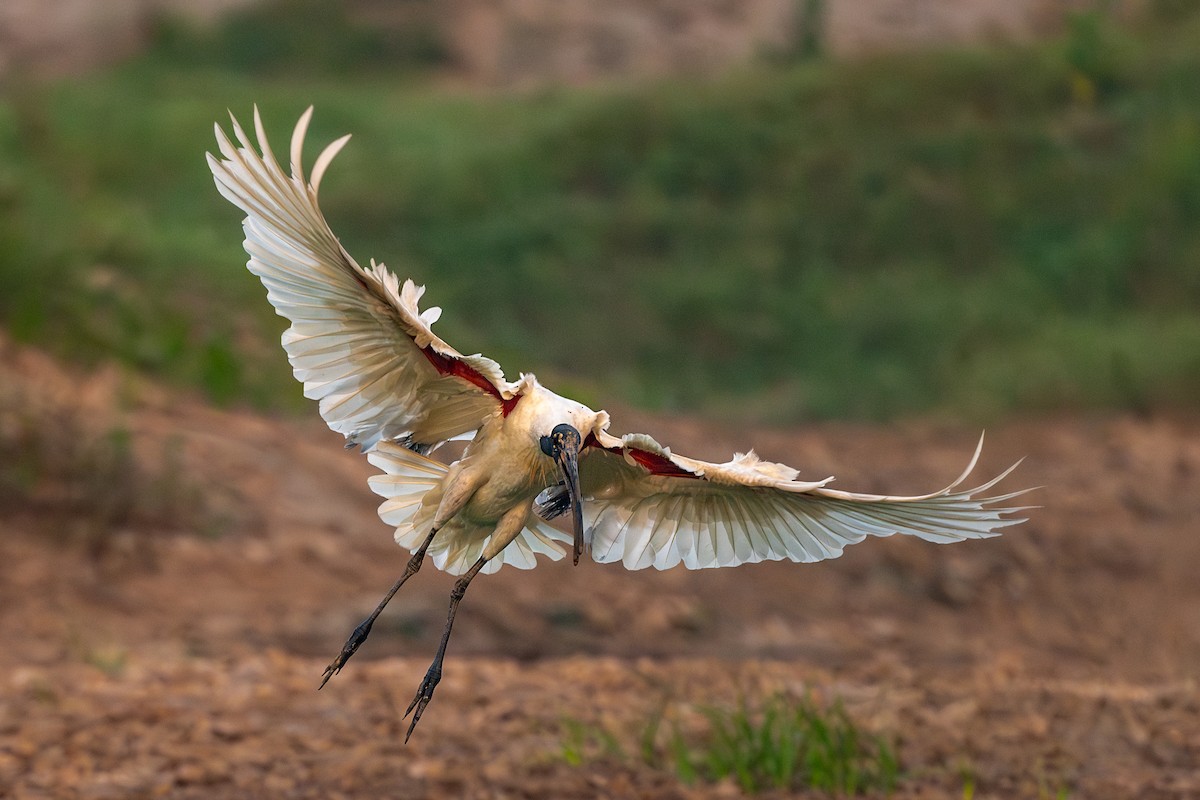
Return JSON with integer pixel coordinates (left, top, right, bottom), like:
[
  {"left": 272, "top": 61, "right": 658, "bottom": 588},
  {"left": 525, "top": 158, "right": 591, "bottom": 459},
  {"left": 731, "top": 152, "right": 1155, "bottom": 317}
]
[{"left": 312, "top": 133, "right": 352, "bottom": 193}]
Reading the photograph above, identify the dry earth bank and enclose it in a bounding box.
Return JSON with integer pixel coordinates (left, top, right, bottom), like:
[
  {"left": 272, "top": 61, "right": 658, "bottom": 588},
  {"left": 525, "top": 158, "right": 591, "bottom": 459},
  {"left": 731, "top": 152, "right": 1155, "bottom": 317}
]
[{"left": 2, "top": 336, "right": 1198, "bottom": 798}]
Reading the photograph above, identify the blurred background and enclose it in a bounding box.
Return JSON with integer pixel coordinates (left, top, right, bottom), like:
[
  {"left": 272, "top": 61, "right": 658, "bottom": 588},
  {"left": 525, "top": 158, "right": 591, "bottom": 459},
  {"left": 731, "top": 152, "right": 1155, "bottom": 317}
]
[
  {"left": 3, "top": 0, "right": 1198, "bottom": 423},
  {"left": 2, "top": 1, "right": 1200, "bottom": 798}
]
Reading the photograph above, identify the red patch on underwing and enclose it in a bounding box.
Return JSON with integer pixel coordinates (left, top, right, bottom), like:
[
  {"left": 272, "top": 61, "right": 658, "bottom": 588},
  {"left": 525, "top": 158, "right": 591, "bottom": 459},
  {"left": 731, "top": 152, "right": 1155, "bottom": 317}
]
[
  {"left": 345, "top": 261, "right": 520, "bottom": 417},
  {"left": 627, "top": 448, "right": 699, "bottom": 479},
  {"left": 419, "top": 346, "right": 520, "bottom": 416},
  {"left": 582, "top": 433, "right": 699, "bottom": 479}
]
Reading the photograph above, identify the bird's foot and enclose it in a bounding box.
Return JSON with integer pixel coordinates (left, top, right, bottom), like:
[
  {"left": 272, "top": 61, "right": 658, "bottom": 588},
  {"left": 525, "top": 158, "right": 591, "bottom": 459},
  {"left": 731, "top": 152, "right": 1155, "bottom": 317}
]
[
  {"left": 403, "top": 665, "right": 441, "bottom": 742},
  {"left": 318, "top": 617, "right": 374, "bottom": 689}
]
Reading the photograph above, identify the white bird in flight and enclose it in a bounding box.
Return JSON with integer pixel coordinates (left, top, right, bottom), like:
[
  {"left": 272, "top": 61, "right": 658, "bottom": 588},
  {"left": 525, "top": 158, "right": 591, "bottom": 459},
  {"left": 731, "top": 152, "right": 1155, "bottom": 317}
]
[{"left": 208, "top": 107, "right": 1030, "bottom": 741}]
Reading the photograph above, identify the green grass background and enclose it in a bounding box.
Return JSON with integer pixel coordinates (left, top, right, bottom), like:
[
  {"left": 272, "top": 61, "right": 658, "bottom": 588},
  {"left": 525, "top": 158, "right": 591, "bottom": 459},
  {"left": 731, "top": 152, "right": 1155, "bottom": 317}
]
[{"left": 1, "top": 2, "right": 1198, "bottom": 423}]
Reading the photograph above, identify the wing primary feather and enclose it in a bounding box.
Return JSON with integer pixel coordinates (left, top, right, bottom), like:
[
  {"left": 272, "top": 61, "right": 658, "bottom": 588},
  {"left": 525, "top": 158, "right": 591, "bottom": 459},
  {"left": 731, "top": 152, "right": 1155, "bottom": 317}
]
[
  {"left": 651, "top": 493, "right": 681, "bottom": 568},
  {"left": 792, "top": 504, "right": 843, "bottom": 560},
  {"left": 246, "top": 108, "right": 306, "bottom": 216},
  {"left": 722, "top": 493, "right": 755, "bottom": 565},
  {"left": 753, "top": 496, "right": 789, "bottom": 561},
  {"left": 290, "top": 105, "right": 314, "bottom": 183},
  {"left": 312, "top": 134, "right": 352, "bottom": 193},
  {"left": 251, "top": 106, "right": 284, "bottom": 177},
  {"left": 228, "top": 113, "right": 296, "bottom": 211},
  {"left": 763, "top": 502, "right": 804, "bottom": 562}
]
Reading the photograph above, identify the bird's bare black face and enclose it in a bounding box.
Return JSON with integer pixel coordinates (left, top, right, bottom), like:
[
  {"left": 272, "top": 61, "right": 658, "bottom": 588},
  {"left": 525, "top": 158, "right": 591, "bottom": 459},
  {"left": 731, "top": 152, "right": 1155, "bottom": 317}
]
[
  {"left": 540, "top": 423, "right": 585, "bottom": 565},
  {"left": 540, "top": 423, "right": 580, "bottom": 458}
]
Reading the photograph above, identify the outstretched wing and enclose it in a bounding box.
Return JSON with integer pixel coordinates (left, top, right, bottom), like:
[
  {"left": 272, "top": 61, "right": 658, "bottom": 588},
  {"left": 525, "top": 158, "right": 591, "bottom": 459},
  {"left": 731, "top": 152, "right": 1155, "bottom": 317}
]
[
  {"left": 208, "top": 107, "right": 517, "bottom": 452},
  {"left": 557, "top": 431, "right": 1030, "bottom": 571}
]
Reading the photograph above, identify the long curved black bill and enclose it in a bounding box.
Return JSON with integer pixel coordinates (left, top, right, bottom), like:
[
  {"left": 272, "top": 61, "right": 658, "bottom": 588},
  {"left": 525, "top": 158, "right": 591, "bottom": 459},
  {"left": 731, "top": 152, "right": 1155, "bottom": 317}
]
[{"left": 553, "top": 430, "right": 584, "bottom": 565}]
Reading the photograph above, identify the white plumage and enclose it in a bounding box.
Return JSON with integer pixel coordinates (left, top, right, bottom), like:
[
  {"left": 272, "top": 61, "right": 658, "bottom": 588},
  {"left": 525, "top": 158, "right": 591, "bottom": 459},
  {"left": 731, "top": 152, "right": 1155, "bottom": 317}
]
[
  {"left": 368, "top": 441, "right": 570, "bottom": 575},
  {"left": 208, "top": 107, "right": 1031, "bottom": 739},
  {"left": 579, "top": 435, "right": 1024, "bottom": 571}
]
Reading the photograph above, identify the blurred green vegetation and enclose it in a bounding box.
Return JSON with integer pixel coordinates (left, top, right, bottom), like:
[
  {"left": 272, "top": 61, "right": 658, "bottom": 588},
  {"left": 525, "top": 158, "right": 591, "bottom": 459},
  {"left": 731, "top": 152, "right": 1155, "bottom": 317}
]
[{"left": 1, "top": 2, "right": 1199, "bottom": 422}]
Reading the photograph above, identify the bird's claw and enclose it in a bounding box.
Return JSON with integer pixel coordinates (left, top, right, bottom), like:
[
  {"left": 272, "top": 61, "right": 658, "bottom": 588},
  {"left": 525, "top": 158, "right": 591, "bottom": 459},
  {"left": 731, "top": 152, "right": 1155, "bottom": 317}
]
[
  {"left": 403, "top": 667, "right": 441, "bottom": 742},
  {"left": 318, "top": 617, "right": 374, "bottom": 689}
]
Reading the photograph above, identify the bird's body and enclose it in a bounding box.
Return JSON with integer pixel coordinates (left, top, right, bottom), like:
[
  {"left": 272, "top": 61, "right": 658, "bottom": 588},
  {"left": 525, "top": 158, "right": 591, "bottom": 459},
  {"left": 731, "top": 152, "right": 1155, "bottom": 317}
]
[
  {"left": 207, "top": 107, "right": 1032, "bottom": 740},
  {"left": 400, "top": 376, "right": 602, "bottom": 565}
]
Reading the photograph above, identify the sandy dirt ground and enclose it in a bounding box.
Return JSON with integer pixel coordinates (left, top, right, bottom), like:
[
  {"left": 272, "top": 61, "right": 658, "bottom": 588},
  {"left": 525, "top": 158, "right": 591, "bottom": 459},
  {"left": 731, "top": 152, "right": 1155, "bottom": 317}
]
[{"left": 2, "top": 336, "right": 1199, "bottom": 799}]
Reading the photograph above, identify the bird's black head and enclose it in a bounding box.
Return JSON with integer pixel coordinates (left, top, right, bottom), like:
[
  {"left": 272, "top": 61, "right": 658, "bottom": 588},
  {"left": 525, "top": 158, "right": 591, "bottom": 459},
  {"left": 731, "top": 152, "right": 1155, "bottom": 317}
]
[
  {"left": 540, "top": 423, "right": 584, "bottom": 565},
  {"left": 540, "top": 423, "right": 580, "bottom": 458}
]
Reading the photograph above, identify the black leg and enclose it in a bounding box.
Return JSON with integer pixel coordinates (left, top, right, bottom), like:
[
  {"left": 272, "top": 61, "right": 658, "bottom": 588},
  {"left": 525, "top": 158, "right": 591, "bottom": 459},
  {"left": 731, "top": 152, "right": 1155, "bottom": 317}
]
[
  {"left": 403, "top": 555, "right": 487, "bottom": 742},
  {"left": 319, "top": 527, "right": 439, "bottom": 689}
]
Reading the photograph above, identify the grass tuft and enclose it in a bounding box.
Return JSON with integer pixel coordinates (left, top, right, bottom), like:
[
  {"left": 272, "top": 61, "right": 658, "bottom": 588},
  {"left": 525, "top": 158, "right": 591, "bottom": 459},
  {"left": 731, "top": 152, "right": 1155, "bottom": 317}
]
[
  {"left": 661, "top": 694, "right": 898, "bottom": 794},
  {"left": 561, "top": 692, "right": 899, "bottom": 795}
]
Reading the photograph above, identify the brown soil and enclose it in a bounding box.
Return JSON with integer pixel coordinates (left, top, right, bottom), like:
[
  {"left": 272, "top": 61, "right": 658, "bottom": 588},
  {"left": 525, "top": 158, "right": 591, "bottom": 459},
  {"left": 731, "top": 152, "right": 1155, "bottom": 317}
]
[{"left": 2, "top": 335, "right": 1199, "bottom": 799}]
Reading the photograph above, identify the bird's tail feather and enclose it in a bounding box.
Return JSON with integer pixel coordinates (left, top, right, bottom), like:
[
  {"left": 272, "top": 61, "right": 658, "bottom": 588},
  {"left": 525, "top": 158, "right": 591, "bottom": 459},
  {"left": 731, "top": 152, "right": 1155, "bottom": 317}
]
[{"left": 367, "top": 442, "right": 446, "bottom": 548}]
